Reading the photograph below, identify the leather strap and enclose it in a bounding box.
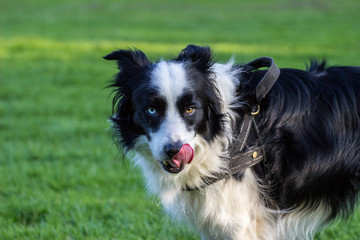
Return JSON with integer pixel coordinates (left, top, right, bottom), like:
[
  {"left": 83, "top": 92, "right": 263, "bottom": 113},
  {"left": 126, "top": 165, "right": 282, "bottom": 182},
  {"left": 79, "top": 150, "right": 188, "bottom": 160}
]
[
  {"left": 227, "top": 114, "right": 264, "bottom": 175},
  {"left": 253, "top": 57, "right": 280, "bottom": 102}
]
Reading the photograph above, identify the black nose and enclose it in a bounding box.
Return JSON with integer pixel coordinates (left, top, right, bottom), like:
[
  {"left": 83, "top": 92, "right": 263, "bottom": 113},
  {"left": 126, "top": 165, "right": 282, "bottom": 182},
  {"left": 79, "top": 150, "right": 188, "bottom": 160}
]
[{"left": 164, "top": 142, "right": 182, "bottom": 158}]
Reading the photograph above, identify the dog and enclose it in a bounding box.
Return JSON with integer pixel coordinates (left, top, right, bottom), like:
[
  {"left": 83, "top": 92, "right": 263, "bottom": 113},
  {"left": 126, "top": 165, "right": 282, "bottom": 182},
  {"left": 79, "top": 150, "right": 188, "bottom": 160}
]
[{"left": 104, "top": 45, "right": 360, "bottom": 240}]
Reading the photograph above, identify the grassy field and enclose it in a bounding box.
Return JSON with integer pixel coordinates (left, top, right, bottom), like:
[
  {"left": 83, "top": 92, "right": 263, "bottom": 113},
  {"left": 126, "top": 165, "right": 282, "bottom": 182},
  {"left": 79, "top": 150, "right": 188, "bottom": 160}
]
[{"left": 1, "top": 0, "right": 360, "bottom": 239}]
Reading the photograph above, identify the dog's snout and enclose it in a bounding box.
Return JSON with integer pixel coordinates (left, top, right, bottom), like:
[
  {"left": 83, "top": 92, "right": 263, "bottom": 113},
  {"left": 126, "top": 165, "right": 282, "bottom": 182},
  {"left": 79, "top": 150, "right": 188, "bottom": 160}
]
[{"left": 164, "top": 142, "right": 182, "bottom": 158}]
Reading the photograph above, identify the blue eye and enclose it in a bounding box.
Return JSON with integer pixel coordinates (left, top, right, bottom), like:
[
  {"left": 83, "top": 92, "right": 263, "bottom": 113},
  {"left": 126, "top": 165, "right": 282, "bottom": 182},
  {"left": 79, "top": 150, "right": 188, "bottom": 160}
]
[{"left": 146, "top": 107, "right": 157, "bottom": 115}]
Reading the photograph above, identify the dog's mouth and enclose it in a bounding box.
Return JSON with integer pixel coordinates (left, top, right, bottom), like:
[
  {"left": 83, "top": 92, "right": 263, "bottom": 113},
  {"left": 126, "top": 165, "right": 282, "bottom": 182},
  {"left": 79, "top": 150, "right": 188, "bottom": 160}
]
[
  {"left": 160, "top": 144, "right": 194, "bottom": 174},
  {"left": 161, "top": 160, "right": 185, "bottom": 173}
]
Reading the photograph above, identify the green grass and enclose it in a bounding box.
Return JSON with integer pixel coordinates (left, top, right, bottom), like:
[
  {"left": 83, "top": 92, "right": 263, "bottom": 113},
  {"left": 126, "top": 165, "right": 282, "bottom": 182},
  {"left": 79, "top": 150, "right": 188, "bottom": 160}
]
[{"left": 1, "top": 0, "right": 360, "bottom": 239}]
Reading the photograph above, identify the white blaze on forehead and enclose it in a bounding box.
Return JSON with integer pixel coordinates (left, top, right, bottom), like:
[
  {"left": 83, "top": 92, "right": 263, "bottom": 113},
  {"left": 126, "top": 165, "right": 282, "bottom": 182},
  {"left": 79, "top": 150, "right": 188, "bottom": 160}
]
[
  {"left": 148, "top": 61, "right": 194, "bottom": 158},
  {"left": 151, "top": 61, "right": 188, "bottom": 102}
]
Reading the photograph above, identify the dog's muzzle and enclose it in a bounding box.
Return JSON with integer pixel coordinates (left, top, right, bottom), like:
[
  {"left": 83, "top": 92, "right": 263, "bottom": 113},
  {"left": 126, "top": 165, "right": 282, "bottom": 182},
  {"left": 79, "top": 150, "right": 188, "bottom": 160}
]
[{"left": 161, "top": 143, "right": 194, "bottom": 174}]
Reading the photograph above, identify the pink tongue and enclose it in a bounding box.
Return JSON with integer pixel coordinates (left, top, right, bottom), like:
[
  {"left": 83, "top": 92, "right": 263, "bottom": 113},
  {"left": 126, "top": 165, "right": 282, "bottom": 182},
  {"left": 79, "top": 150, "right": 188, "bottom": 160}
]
[{"left": 172, "top": 144, "right": 194, "bottom": 168}]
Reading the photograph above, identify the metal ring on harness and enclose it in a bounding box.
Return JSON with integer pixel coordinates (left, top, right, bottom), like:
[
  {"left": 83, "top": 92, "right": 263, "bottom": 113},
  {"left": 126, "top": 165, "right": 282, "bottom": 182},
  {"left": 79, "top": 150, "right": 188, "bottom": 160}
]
[{"left": 251, "top": 104, "right": 261, "bottom": 116}]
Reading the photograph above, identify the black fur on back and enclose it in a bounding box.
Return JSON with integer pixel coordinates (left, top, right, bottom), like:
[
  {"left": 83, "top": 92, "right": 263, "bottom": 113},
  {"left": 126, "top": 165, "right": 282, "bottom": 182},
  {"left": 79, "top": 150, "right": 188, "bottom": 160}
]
[{"left": 238, "top": 61, "right": 360, "bottom": 220}]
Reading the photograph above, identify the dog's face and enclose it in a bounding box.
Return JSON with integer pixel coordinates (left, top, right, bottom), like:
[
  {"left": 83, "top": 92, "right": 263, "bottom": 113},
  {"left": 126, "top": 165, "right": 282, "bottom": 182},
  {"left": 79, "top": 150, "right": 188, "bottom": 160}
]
[{"left": 105, "top": 45, "right": 224, "bottom": 174}]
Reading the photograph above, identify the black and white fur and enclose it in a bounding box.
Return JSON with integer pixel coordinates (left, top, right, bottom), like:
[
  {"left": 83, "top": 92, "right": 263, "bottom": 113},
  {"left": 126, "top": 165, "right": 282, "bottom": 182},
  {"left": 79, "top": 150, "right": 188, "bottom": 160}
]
[{"left": 104, "top": 45, "right": 360, "bottom": 239}]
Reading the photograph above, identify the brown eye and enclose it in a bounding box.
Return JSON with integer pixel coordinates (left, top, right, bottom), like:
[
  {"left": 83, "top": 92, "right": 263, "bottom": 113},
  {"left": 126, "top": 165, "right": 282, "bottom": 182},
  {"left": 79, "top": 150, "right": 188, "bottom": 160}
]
[{"left": 185, "top": 107, "right": 195, "bottom": 115}]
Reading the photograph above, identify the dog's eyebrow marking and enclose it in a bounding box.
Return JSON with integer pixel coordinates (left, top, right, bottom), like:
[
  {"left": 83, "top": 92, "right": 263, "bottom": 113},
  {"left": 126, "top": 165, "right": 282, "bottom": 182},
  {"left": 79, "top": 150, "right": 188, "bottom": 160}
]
[{"left": 177, "top": 92, "right": 195, "bottom": 106}]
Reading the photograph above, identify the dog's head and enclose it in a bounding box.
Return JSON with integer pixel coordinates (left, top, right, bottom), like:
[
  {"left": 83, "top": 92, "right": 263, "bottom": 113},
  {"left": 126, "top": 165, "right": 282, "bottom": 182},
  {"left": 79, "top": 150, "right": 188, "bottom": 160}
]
[{"left": 105, "top": 45, "right": 224, "bottom": 174}]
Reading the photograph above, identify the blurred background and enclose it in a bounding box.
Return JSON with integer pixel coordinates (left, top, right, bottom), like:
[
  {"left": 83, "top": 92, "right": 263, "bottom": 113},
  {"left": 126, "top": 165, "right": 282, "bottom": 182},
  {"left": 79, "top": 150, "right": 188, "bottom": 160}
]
[{"left": 1, "top": 0, "right": 359, "bottom": 239}]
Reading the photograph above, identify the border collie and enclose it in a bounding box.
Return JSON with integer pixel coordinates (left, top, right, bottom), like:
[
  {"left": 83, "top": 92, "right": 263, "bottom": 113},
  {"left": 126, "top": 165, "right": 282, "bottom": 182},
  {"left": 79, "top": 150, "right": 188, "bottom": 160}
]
[{"left": 104, "top": 45, "right": 360, "bottom": 240}]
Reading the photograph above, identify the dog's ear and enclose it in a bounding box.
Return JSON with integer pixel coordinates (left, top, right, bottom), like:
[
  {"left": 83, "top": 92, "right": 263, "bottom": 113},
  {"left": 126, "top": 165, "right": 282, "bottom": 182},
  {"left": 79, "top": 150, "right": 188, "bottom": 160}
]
[
  {"left": 176, "top": 45, "right": 213, "bottom": 71},
  {"left": 103, "top": 49, "right": 151, "bottom": 72},
  {"left": 105, "top": 49, "right": 149, "bottom": 150}
]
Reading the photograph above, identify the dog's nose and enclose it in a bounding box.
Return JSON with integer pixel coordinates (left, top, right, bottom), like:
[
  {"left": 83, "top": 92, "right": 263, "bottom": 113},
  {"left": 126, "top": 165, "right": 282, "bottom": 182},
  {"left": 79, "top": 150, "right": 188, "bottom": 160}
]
[{"left": 164, "top": 142, "right": 182, "bottom": 158}]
